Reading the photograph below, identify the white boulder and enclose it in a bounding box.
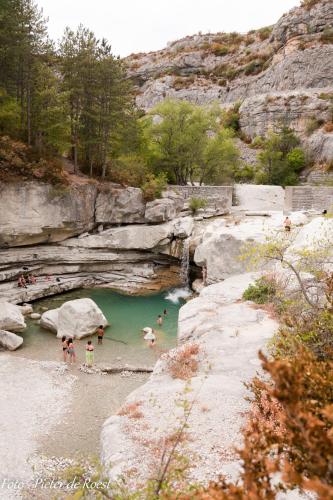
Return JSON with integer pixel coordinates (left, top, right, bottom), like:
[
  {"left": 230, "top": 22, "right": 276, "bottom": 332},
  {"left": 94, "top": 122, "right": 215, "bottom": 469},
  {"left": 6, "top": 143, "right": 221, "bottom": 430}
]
[
  {"left": 194, "top": 218, "right": 279, "bottom": 283},
  {"left": 57, "top": 298, "right": 108, "bottom": 339},
  {"left": 172, "top": 216, "right": 194, "bottom": 239},
  {"left": 19, "top": 304, "right": 33, "bottom": 316},
  {"left": 145, "top": 198, "right": 178, "bottom": 223},
  {"left": 287, "top": 211, "right": 309, "bottom": 226},
  {"left": 0, "top": 330, "right": 23, "bottom": 351},
  {"left": 40, "top": 309, "right": 59, "bottom": 333},
  {"left": 30, "top": 313, "right": 41, "bottom": 320},
  {"left": 0, "top": 302, "right": 26, "bottom": 332}
]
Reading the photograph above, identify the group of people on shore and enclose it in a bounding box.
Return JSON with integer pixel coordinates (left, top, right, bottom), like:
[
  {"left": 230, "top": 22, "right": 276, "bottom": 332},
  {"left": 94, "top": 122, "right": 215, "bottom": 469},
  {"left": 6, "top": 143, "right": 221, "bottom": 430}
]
[
  {"left": 61, "top": 325, "right": 105, "bottom": 367},
  {"left": 18, "top": 273, "right": 37, "bottom": 288}
]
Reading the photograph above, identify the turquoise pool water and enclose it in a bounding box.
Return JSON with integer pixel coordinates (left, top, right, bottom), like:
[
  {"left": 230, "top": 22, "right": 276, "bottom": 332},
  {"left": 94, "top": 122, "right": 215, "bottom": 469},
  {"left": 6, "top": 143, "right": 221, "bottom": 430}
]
[{"left": 17, "top": 288, "right": 186, "bottom": 367}]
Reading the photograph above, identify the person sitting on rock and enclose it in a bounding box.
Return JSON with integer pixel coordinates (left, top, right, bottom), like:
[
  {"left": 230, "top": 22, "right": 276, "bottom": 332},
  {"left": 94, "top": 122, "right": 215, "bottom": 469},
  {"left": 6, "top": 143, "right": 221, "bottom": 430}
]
[
  {"left": 284, "top": 216, "right": 292, "bottom": 232},
  {"left": 97, "top": 325, "right": 104, "bottom": 345},
  {"left": 18, "top": 275, "right": 27, "bottom": 288}
]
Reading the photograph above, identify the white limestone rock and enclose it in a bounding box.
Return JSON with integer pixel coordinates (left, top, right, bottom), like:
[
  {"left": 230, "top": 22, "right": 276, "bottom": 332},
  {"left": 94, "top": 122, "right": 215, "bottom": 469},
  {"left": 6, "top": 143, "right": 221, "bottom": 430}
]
[
  {"left": 57, "top": 298, "right": 108, "bottom": 339},
  {"left": 30, "top": 313, "right": 41, "bottom": 320},
  {"left": 19, "top": 304, "right": 33, "bottom": 316},
  {"left": 172, "top": 216, "right": 194, "bottom": 239},
  {"left": 0, "top": 330, "right": 23, "bottom": 351},
  {"left": 96, "top": 187, "right": 145, "bottom": 224},
  {"left": 60, "top": 224, "right": 172, "bottom": 251},
  {"left": 0, "top": 182, "right": 97, "bottom": 247},
  {"left": 40, "top": 309, "right": 59, "bottom": 333},
  {"left": 287, "top": 211, "right": 309, "bottom": 226},
  {"left": 194, "top": 217, "right": 281, "bottom": 283},
  {"left": 0, "top": 302, "right": 26, "bottom": 332},
  {"left": 145, "top": 198, "right": 178, "bottom": 223}
]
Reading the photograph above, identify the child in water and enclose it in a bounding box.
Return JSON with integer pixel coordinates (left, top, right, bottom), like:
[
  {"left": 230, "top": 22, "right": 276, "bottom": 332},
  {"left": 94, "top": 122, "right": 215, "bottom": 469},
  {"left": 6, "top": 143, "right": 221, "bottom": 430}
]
[
  {"left": 85, "top": 340, "right": 94, "bottom": 367},
  {"left": 157, "top": 314, "right": 163, "bottom": 326}
]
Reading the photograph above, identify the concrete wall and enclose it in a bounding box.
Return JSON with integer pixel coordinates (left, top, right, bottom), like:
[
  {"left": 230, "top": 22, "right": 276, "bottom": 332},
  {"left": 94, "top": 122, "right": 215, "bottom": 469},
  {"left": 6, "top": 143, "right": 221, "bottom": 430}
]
[
  {"left": 285, "top": 186, "right": 333, "bottom": 212},
  {"left": 172, "top": 185, "right": 233, "bottom": 213},
  {"left": 233, "top": 184, "right": 285, "bottom": 211}
]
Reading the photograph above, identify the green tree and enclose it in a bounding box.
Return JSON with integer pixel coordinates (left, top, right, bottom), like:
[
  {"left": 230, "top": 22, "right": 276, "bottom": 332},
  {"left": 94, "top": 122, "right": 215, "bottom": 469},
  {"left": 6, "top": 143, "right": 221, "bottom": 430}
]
[
  {"left": 0, "top": 0, "right": 52, "bottom": 144},
  {"left": 146, "top": 99, "right": 239, "bottom": 185},
  {"left": 257, "top": 126, "right": 306, "bottom": 186},
  {"left": 60, "top": 26, "right": 134, "bottom": 175}
]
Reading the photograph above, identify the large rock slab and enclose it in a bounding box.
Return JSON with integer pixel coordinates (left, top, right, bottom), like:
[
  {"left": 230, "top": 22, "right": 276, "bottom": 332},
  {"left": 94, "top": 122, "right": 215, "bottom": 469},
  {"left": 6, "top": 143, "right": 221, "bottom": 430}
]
[
  {"left": 0, "top": 302, "right": 26, "bottom": 332},
  {"left": 193, "top": 216, "right": 282, "bottom": 283},
  {"left": 0, "top": 330, "right": 23, "bottom": 350},
  {"left": 60, "top": 224, "right": 173, "bottom": 251},
  {"left": 0, "top": 182, "right": 97, "bottom": 247},
  {"left": 57, "top": 298, "right": 108, "bottom": 339},
  {"left": 96, "top": 187, "right": 145, "bottom": 224}
]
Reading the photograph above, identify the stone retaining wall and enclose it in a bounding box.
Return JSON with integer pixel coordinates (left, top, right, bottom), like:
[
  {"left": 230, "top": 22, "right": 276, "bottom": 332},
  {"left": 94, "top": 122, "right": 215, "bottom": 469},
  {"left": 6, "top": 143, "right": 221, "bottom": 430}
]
[
  {"left": 285, "top": 186, "right": 333, "bottom": 212},
  {"left": 171, "top": 185, "right": 232, "bottom": 212}
]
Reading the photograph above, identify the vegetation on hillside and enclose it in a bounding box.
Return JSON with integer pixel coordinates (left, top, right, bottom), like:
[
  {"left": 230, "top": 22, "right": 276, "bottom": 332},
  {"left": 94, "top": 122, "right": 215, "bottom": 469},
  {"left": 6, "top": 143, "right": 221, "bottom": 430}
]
[
  {"left": 255, "top": 126, "right": 306, "bottom": 186},
  {"left": 144, "top": 99, "right": 240, "bottom": 185}
]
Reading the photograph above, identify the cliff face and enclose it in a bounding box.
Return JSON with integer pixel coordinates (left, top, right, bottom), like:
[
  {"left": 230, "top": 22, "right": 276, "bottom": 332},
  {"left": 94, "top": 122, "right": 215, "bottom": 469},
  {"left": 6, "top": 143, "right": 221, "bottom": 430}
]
[{"left": 126, "top": 0, "right": 333, "bottom": 162}]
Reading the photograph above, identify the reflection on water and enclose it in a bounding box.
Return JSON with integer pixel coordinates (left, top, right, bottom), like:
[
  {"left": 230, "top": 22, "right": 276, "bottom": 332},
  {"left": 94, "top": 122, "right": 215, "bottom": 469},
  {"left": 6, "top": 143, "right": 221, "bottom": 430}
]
[{"left": 16, "top": 288, "right": 186, "bottom": 367}]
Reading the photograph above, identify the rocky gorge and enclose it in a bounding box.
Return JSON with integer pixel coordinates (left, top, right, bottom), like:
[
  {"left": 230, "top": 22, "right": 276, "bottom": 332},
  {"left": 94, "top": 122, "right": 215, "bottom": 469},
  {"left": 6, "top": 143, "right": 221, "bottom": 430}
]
[
  {"left": 126, "top": 0, "right": 333, "bottom": 164},
  {"left": 1, "top": 175, "right": 332, "bottom": 496}
]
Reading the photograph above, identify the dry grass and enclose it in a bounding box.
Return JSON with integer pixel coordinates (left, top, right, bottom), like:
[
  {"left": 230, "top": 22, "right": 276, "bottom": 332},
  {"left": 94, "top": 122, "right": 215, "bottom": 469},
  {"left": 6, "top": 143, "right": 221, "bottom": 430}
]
[
  {"left": 166, "top": 344, "right": 200, "bottom": 380},
  {"left": 117, "top": 401, "right": 144, "bottom": 419}
]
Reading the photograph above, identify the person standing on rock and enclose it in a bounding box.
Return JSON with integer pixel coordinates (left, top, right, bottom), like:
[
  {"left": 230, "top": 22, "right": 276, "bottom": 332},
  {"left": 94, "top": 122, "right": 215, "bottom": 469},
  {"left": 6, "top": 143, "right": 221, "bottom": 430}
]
[
  {"left": 97, "top": 325, "right": 104, "bottom": 345},
  {"left": 85, "top": 340, "right": 94, "bottom": 367},
  {"left": 61, "top": 336, "right": 68, "bottom": 362},
  {"left": 284, "top": 216, "right": 292, "bottom": 232},
  {"left": 67, "top": 338, "right": 76, "bottom": 364}
]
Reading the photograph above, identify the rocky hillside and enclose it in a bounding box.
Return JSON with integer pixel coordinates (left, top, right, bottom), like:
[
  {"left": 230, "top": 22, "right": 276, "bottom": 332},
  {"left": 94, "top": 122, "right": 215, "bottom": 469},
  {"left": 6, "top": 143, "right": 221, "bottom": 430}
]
[{"left": 126, "top": 0, "right": 333, "bottom": 164}]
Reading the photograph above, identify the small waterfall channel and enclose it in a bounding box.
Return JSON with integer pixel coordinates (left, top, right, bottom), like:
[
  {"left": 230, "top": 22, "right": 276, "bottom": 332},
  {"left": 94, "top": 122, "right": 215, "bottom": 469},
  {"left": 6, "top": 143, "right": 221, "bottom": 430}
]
[{"left": 180, "top": 238, "right": 190, "bottom": 288}]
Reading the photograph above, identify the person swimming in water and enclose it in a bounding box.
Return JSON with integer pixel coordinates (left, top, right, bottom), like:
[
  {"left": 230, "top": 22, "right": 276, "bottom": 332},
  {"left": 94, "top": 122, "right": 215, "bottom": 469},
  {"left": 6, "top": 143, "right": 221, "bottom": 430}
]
[{"left": 157, "top": 314, "right": 163, "bottom": 326}]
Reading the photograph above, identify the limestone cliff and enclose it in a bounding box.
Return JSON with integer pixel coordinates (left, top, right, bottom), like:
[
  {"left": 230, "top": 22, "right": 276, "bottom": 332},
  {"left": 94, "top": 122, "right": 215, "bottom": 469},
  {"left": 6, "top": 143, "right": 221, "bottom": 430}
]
[{"left": 126, "top": 0, "right": 333, "bottom": 163}]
